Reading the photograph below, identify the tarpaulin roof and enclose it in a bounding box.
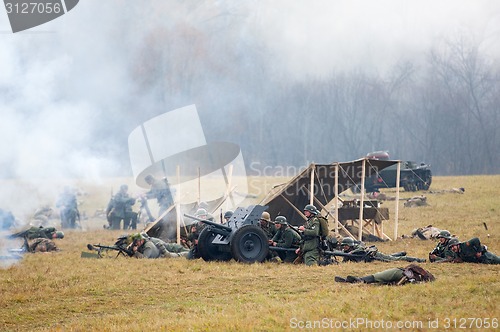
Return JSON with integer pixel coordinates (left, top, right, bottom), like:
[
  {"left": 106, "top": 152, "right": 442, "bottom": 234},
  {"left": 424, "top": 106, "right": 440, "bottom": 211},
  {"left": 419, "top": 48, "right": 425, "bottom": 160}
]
[{"left": 261, "top": 158, "right": 398, "bottom": 225}]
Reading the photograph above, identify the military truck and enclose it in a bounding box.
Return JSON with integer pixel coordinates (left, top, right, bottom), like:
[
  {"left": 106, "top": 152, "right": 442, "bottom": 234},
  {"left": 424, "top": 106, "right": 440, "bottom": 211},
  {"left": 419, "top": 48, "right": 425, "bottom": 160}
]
[{"left": 357, "top": 151, "right": 432, "bottom": 192}]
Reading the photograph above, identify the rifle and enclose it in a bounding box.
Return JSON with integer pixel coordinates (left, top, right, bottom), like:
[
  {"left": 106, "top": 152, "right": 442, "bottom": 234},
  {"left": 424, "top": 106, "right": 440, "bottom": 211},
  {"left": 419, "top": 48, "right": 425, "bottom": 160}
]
[
  {"left": 323, "top": 249, "right": 375, "bottom": 263},
  {"left": 86, "top": 243, "right": 134, "bottom": 258}
]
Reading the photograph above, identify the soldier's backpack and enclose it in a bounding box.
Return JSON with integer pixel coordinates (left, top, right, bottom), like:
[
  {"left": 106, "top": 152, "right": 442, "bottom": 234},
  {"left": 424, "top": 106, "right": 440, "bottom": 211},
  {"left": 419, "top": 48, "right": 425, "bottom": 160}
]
[
  {"left": 317, "top": 215, "right": 330, "bottom": 237},
  {"left": 402, "top": 264, "right": 436, "bottom": 283}
]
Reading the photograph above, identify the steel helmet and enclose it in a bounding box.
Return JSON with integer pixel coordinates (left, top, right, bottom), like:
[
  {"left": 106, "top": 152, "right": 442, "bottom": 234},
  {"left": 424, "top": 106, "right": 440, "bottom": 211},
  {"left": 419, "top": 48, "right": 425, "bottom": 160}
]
[
  {"left": 436, "top": 230, "right": 451, "bottom": 239},
  {"left": 303, "top": 204, "right": 318, "bottom": 215},
  {"left": 341, "top": 237, "right": 355, "bottom": 247},
  {"left": 275, "top": 216, "right": 287, "bottom": 225},
  {"left": 448, "top": 238, "right": 460, "bottom": 247},
  {"left": 260, "top": 212, "right": 271, "bottom": 222},
  {"left": 224, "top": 210, "right": 233, "bottom": 219},
  {"left": 195, "top": 208, "right": 208, "bottom": 217},
  {"left": 54, "top": 231, "right": 65, "bottom": 239}
]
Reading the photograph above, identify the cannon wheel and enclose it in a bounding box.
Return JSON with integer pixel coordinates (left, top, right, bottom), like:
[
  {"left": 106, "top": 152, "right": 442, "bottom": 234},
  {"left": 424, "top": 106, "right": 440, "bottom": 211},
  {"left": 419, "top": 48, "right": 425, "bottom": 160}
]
[
  {"left": 197, "top": 227, "right": 232, "bottom": 262},
  {"left": 230, "top": 225, "right": 269, "bottom": 263}
]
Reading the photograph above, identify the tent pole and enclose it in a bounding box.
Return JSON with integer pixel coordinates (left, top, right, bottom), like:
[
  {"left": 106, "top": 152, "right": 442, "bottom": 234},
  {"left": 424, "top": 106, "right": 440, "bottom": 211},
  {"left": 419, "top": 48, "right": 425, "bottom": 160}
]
[
  {"left": 334, "top": 163, "right": 339, "bottom": 235},
  {"left": 394, "top": 161, "right": 401, "bottom": 240},
  {"left": 310, "top": 163, "right": 315, "bottom": 206},
  {"left": 358, "top": 158, "right": 366, "bottom": 241},
  {"left": 176, "top": 165, "right": 181, "bottom": 245}
]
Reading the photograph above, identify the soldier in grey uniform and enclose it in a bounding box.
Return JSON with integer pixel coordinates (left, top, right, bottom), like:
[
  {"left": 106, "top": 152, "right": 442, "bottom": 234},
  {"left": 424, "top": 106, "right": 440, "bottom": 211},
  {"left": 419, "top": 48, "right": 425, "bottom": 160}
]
[
  {"left": 335, "top": 264, "right": 435, "bottom": 285},
  {"left": 270, "top": 216, "right": 301, "bottom": 263},
  {"left": 297, "top": 205, "right": 321, "bottom": 266},
  {"left": 107, "top": 185, "right": 137, "bottom": 230},
  {"left": 340, "top": 237, "right": 426, "bottom": 263}
]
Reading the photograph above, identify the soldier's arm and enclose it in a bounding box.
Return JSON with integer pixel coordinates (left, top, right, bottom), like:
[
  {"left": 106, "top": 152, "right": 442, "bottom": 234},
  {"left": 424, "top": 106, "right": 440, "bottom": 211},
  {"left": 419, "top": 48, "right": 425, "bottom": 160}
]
[{"left": 302, "top": 220, "right": 320, "bottom": 237}]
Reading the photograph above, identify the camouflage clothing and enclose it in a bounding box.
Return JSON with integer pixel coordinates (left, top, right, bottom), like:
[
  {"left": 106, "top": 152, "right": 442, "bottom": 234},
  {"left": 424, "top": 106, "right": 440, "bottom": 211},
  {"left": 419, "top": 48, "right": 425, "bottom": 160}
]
[
  {"left": 28, "top": 238, "right": 59, "bottom": 252},
  {"left": 11, "top": 226, "right": 59, "bottom": 240}
]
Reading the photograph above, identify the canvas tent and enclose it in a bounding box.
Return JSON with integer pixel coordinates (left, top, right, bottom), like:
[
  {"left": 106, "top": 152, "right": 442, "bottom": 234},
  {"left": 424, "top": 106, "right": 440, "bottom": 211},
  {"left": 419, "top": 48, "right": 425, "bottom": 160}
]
[{"left": 261, "top": 158, "right": 401, "bottom": 241}]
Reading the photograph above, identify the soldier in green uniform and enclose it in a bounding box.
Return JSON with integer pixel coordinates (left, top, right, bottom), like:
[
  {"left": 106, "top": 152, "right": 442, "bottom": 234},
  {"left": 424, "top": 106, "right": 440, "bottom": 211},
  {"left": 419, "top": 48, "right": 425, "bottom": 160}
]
[
  {"left": 107, "top": 185, "right": 137, "bottom": 230},
  {"left": 449, "top": 237, "right": 500, "bottom": 264},
  {"left": 56, "top": 187, "right": 80, "bottom": 229},
  {"left": 429, "top": 230, "right": 455, "bottom": 262},
  {"left": 185, "top": 208, "right": 208, "bottom": 259},
  {"left": 340, "top": 237, "right": 425, "bottom": 262},
  {"left": 10, "top": 226, "right": 64, "bottom": 240},
  {"left": 335, "top": 264, "right": 435, "bottom": 285},
  {"left": 297, "top": 204, "right": 321, "bottom": 266},
  {"left": 270, "top": 216, "right": 301, "bottom": 263},
  {"left": 259, "top": 212, "right": 277, "bottom": 240}
]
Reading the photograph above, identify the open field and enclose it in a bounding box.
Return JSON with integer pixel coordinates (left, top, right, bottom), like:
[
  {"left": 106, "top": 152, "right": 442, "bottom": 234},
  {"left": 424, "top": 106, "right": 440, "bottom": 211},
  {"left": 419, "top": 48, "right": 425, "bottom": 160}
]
[{"left": 1, "top": 175, "right": 499, "bottom": 331}]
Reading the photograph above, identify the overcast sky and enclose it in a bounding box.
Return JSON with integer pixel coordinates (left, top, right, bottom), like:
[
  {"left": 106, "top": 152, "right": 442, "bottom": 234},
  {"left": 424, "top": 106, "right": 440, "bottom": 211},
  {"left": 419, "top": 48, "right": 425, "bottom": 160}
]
[{"left": 0, "top": 0, "right": 499, "bottom": 181}]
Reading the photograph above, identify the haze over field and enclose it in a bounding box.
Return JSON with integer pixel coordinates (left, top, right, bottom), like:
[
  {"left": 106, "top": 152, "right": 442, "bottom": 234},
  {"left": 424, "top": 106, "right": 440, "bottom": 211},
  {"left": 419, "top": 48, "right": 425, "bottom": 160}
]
[{"left": 1, "top": 1, "right": 499, "bottom": 182}]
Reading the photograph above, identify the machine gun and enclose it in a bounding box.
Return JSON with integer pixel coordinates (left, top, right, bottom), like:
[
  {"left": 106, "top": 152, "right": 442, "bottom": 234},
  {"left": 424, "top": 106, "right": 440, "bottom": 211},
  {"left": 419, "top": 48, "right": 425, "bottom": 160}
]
[{"left": 86, "top": 235, "right": 133, "bottom": 258}]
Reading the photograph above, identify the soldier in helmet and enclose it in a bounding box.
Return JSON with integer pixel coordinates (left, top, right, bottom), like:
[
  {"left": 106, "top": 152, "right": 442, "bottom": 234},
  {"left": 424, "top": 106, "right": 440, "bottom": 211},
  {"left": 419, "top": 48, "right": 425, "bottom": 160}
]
[
  {"left": 448, "top": 237, "right": 500, "bottom": 264},
  {"left": 10, "top": 226, "right": 64, "bottom": 240},
  {"left": 340, "top": 236, "right": 426, "bottom": 263},
  {"left": 222, "top": 210, "right": 233, "bottom": 224},
  {"left": 55, "top": 187, "right": 80, "bottom": 229},
  {"left": 107, "top": 185, "right": 137, "bottom": 230},
  {"left": 185, "top": 208, "right": 209, "bottom": 259},
  {"left": 270, "top": 216, "right": 301, "bottom": 263},
  {"left": 296, "top": 204, "right": 321, "bottom": 266},
  {"left": 335, "top": 264, "right": 435, "bottom": 285},
  {"left": 259, "top": 212, "right": 276, "bottom": 240},
  {"left": 429, "top": 230, "right": 455, "bottom": 262}
]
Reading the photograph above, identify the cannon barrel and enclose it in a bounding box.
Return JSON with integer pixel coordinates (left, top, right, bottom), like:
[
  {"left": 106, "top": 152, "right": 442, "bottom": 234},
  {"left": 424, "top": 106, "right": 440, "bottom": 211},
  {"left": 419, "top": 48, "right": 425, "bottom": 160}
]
[
  {"left": 183, "top": 213, "right": 233, "bottom": 233},
  {"left": 268, "top": 246, "right": 298, "bottom": 252}
]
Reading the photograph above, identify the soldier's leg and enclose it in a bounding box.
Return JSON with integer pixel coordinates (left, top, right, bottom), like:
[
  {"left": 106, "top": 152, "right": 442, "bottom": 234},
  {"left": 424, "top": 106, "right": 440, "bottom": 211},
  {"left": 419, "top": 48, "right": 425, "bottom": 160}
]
[
  {"left": 129, "top": 212, "right": 138, "bottom": 230},
  {"left": 111, "top": 217, "right": 121, "bottom": 230},
  {"left": 123, "top": 216, "right": 131, "bottom": 230},
  {"left": 303, "top": 249, "right": 320, "bottom": 266},
  {"left": 480, "top": 251, "right": 500, "bottom": 264}
]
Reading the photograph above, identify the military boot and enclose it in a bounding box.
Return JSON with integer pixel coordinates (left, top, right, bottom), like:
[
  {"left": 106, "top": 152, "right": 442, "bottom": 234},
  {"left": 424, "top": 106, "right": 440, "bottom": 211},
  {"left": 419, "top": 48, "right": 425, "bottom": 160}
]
[{"left": 346, "top": 276, "right": 363, "bottom": 283}]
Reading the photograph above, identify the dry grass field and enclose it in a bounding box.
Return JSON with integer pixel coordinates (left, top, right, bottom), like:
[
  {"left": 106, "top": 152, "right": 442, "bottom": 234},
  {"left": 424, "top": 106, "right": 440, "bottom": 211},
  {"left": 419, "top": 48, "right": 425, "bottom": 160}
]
[{"left": 0, "top": 175, "right": 499, "bottom": 331}]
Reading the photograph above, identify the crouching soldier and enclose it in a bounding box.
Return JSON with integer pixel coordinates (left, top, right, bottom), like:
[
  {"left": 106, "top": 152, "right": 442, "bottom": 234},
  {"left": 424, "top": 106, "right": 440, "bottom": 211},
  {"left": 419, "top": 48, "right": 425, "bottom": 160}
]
[{"left": 269, "top": 216, "right": 301, "bottom": 263}]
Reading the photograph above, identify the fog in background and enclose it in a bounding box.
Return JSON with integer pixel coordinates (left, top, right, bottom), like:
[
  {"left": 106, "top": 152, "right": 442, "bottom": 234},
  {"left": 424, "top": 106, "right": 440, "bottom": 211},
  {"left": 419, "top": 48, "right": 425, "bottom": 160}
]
[{"left": 1, "top": 1, "right": 500, "bottom": 218}]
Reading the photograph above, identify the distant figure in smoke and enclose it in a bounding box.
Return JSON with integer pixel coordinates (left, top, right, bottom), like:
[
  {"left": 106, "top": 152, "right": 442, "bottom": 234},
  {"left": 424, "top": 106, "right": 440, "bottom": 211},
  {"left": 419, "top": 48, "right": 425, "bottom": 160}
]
[
  {"left": 106, "top": 185, "right": 137, "bottom": 230},
  {"left": 144, "top": 175, "right": 176, "bottom": 240},
  {"left": 56, "top": 187, "right": 80, "bottom": 229},
  {"left": 0, "top": 208, "right": 16, "bottom": 230}
]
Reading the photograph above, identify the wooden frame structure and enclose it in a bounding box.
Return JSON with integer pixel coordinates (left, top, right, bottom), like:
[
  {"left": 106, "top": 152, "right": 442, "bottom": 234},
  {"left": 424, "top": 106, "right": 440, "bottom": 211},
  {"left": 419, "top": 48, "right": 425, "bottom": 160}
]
[{"left": 261, "top": 158, "right": 401, "bottom": 241}]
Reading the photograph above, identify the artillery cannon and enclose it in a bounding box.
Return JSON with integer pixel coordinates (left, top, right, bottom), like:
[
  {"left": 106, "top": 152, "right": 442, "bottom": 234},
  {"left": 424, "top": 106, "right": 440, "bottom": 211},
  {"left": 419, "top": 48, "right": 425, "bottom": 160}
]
[{"left": 184, "top": 205, "right": 271, "bottom": 263}]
